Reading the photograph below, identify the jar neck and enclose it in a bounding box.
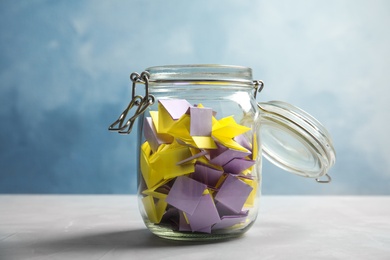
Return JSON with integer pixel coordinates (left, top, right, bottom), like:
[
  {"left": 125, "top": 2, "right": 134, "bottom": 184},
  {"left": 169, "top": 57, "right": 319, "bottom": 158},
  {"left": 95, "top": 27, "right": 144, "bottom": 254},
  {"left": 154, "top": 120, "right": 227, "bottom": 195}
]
[{"left": 145, "top": 64, "right": 253, "bottom": 86}]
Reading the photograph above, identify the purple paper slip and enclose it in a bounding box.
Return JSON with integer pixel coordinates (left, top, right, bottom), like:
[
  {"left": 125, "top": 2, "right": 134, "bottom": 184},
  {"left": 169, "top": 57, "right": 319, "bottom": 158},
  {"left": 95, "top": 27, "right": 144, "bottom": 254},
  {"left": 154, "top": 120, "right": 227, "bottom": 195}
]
[
  {"left": 179, "top": 212, "right": 192, "bottom": 232},
  {"left": 165, "top": 176, "right": 207, "bottom": 215},
  {"left": 191, "top": 163, "right": 224, "bottom": 187},
  {"left": 210, "top": 142, "right": 251, "bottom": 166},
  {"left": 159, "top": 99, "right": 192, "bottom": 120},
  {"left": 189, "top": 107, "right": 213, "bottom": 136},
  {"left": 223, "top": 158, "right": 255, "bottom": 175},
  {"left": 215, "top": 202, "right": 249, "bottom": 217},
  {"left": 197, "top": 226, "right": 212, "bottom": 233},
  {"left": 186, "top": 193, "right": 221, "bottom": 232},
  {"left": 215, "top": 175, "right": 253, "bottom": 213}
]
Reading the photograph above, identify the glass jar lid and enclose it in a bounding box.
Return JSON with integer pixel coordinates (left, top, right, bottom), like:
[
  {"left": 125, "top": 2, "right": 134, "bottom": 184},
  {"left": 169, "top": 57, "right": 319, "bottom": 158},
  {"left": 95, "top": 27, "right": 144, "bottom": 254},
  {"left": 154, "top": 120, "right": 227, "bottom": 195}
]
[{"left": 258, "top": 101, "right": 336, "bottom": 180}]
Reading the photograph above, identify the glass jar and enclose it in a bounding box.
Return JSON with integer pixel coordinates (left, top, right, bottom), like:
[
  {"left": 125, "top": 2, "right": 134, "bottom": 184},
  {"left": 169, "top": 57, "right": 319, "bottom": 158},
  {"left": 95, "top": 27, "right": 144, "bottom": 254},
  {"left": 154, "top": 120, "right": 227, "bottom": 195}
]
[{"left": 109, "top": 64, "right": 336, "bottom": 241}]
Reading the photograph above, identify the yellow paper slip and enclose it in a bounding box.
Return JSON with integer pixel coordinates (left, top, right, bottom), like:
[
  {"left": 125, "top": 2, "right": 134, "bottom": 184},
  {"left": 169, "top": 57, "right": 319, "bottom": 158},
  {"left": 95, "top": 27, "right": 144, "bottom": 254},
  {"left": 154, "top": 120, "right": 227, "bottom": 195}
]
[
  {"left": 150, "top": 145, "right": 195, "bottom": 179},
  {"left": 167, "top": 114, "right": 191, "bottom": 140},
  {"left": 142, "top": 196, "right": 167, "bottom": 224},
  {"left": 149, "top": 111, "right": 174, "bottom": 143},
  {"left": 212, "top": 116, "right": 251, "bottom": 139},
  {"left": 157, "top": 103, "right": 176, "bottom": 134},
  {"left": 252, "top": 133, "right": 258, "bottom": 160},
  {"left": 142, "top": 179, "right": 171, "bottom": 199},
  {"left": 192, "top": 136, "right": 217, "bottom": 149},
  {"left": 213, "top": 136, "right": 249, "bottom": 152},
  {"left": 140, "top": 142, "right": 164, "bottom": 189}
]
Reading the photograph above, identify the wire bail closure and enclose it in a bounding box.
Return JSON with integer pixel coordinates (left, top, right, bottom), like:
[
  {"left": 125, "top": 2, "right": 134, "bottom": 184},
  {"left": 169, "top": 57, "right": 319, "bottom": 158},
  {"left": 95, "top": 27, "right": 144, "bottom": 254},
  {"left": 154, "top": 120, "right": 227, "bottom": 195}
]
[
  {"left": 108, "top": 71, "right": 155, "bottom": 134},
  {"left": 253, "top": 80, "right": 264, "bottom": 99}
]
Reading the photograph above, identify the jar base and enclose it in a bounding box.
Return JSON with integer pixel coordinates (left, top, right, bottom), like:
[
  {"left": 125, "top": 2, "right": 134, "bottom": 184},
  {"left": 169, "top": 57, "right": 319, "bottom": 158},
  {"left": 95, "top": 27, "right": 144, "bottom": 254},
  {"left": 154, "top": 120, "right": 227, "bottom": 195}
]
[{"left": 145, "top": 220, "right": 254, "bottom": 241}]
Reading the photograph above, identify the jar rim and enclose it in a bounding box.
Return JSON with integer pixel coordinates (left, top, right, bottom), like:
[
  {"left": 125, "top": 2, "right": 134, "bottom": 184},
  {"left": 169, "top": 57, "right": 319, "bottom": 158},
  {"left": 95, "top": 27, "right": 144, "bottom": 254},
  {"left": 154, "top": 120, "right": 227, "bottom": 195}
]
[{"left": 145, "top": 64, "right": 253, "bottom": 84}]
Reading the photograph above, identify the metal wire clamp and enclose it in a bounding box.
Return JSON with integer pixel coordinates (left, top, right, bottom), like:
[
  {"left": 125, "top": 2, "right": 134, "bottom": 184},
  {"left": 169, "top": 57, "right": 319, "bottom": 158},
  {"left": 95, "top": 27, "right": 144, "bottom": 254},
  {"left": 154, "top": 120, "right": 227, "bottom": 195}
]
[
  {"left": 253, "top": 80, "right": 264, "bottom": 99},
  {"left": 108, "top": 71, "right": 155, "bottom": 134}
]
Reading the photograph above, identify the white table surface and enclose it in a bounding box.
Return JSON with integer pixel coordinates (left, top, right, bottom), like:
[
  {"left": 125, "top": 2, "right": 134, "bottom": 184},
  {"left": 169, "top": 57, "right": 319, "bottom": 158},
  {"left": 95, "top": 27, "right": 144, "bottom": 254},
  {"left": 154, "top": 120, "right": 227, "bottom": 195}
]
[{"left": 0, "top": 195, "right": 389, "bottom": 260}]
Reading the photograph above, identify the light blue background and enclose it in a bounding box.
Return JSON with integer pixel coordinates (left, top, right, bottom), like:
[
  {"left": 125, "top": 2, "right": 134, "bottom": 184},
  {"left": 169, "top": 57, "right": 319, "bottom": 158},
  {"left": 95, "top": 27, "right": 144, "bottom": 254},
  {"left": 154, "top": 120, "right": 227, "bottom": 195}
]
[{"left": 1, "top": 0, "right": 389, "bottom": 194}]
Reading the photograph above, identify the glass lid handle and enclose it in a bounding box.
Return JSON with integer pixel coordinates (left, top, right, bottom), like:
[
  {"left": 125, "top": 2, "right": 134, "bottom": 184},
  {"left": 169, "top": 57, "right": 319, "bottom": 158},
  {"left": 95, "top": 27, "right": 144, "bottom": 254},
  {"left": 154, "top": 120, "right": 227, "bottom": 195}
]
[{"left": 316, "top": 174, "right": 332, "bottom": 184}]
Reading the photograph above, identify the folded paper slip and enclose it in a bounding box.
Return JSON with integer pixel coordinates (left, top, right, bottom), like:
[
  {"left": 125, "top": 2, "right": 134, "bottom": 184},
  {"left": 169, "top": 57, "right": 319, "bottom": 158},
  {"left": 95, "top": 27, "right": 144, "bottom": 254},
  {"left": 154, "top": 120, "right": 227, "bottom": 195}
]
[
  {"left": 215, "top": 175, "right": 253, "bottom": 213},
  {"left": 165, "top": 176, "right": 208, "bottom": 215}
]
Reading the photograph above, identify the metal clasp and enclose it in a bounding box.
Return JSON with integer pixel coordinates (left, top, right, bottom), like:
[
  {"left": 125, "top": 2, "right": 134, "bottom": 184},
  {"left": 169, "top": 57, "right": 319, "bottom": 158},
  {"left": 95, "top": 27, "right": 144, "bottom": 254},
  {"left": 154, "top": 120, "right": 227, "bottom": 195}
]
[
  {"left": 108, "top": 71, "right": 155, "bottom": 134},
  {"left": 253, "top": 80, "right": 264, "bottom": 99}
]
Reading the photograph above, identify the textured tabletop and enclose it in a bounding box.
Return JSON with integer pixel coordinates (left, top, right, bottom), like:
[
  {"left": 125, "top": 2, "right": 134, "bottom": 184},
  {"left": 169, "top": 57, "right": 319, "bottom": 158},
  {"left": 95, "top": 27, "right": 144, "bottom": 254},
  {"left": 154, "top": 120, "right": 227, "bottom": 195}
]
[{"left": 0, "top": 195, "right": 389, "bottom": 260}]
